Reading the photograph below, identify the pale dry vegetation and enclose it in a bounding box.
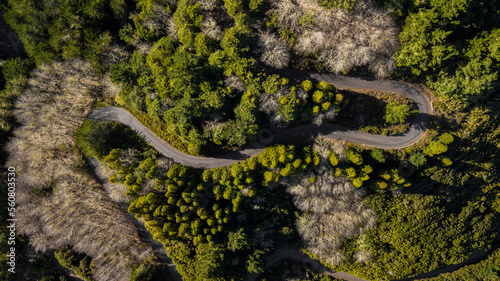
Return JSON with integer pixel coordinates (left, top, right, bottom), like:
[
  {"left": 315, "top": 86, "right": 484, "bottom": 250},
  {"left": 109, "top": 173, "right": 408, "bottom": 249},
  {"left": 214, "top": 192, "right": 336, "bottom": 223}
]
[
  {"left": 285, "top": 172, "right": 376, "bottom": 265},
  {"left": 99, "top": 73, "right": 123, "bottom": 101},
  {"left": 281, "top": 138, "right": 376, "bottom": 266},
  {"left": 258, "top": 86, "right": 291, "bottom": 128},
  {"left": 201, "top": 15, "right": 224, "bottom": 40},
  {"left": 269, "top": 0, "right": 400, "bottom": 77},
  {"left": 6, "top": 60, "right": 155, "bottom": 281},
  {"left": 224, "top": 75, "right": 246, "bottom": 92},
  {"left": 141, "top": 3, "right": 174, "bottom": 39},
  {"left": 95, "top": 159, "right": 131, "bottom": 203},
  {"left": 257, "top": 31, "right": 291, "bottom": 69}
]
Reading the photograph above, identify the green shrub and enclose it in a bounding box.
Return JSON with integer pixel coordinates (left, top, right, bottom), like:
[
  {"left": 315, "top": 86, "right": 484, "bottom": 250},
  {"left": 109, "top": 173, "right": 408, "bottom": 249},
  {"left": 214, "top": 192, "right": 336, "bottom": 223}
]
[
  {"left": 54, "top": 249, "right": 94, "bottom": 281},
  {"left": 2, "top": 57, "right": 33, "bottom": 82},
  {"left": 346, "top": 148, "right": 363, "bottom": 165},
  {"left": 312, "top": 90, "right": 324, "bottom": 104},
  {"left": 328, "top": 152, "right": 339, "bottom": 166},
  {"left": 246, "top": 249, "right": 265, "bottom": 273},
  {"left": 352, "top": 177, "right": 363, "bottom": 187},
  {"left": 442, "top": 158, "right": 453, "bottom": 166},
  {"left": 370, "top": 149, "right": 386, "bottom": 163},
  {"left": 424, "top": 140, "right": 448, "bottom": 157},
  {"left": 385, "top": 103, "right": 411, "bottom": 124},
  {"left": 345, "top": 167, "right": 356, "bottom": 178},
  {"left": 301, "top": 80, "right": 313, "bottom": 92},
  {"left": 409, "top": 153, "right": 427, "bottom": 168}
]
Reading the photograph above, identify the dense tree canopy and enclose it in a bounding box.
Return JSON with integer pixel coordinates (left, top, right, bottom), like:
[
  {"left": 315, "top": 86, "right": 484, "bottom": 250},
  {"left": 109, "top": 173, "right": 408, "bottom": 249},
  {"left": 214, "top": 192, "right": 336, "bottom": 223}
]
[
  {"left": 3, "top": 0, "right": 500, "bottom": 281},
  {"left": 396, "top": 0, "right": 500, "bottom": 100}
]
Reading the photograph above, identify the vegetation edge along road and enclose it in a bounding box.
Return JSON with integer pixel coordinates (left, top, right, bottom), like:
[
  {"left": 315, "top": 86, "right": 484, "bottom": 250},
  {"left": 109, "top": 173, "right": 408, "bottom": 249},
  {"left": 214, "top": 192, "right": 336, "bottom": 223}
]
[{"left": 88, "top": 73, "right": 431, "bottom": 169}]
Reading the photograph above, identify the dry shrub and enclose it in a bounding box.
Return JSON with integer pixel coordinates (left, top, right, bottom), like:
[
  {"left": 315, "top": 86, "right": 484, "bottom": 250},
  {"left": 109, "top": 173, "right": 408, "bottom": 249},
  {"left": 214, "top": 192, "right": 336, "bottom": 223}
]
[
  {"left": 100, "top": 73, "right": 122, "bottom": 101},
  {"left": 282, "top": 139, "right": 376, "bottom": 265},
  {"left": 257, "top": 31, "right": 291, "bottom": 69},
  {"left": 201, "top": 16, "right": 223, "bottom": 40},
  {"left": 7, "top": 60, "right": 154, "bottom": 281},
  {"left": 257, "top": 86, "right": 294, "bottom": 128},
  {"left": 224, "top": 75, "right": 246, "bottom": 92},
  {"left": 270, "top": 0, "right": 399, "bottom": 78},
  {"left": 141, "top": 3, "right": 173, "bottom": 38},
  {"left": 197, "top": 0, "right": 218, "bottom": 11}
]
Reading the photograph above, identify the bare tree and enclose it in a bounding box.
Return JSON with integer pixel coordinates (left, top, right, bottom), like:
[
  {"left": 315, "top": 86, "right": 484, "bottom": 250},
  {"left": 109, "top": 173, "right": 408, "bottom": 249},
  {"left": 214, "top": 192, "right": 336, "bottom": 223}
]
[
  {"left": 6, "top": 60, "right": 156, "bottom": 281},
  {"left": 201, "top": 16, "right": 223, "bottom": 40},
  {"left": 141, "top": 3, "right": 172, "bottom": 38},
  {"left": 271, "top": 0, "right": 303, "bottom": 32},
  {"left": 283, "top": 143, "right": 377, "bottom": 266},
  {"left": 166, "top": 16, "right": 179, "bottom": 40},
  {"left": 202, "top": 114, "right": 225, "bottom": 131},
  {"left": 100, "top": 73, "right": 122, "bottom": 100},
  {"left": 100, "top": 44, "right": 130, "bottom": 69},
  {"left": 136, "top": 41, "right": 153, "bottom": 55},
  {"left": 294, "top": 31, "right": 326, "bottom": 56},
  {"left": 270, "top": 0, "right": 400, "bottom": 77},
  {"left": 257, "top": 31, "right": 291, "bottom": 69},
  {"left": 258, "top": 93, "right": 279, "bottom": 115},
  {"left": 225, "top": 75, "right": 246, "bottom": 92},
  {"left": 198, "top": 0, "right": 218, "bottom": 11}
]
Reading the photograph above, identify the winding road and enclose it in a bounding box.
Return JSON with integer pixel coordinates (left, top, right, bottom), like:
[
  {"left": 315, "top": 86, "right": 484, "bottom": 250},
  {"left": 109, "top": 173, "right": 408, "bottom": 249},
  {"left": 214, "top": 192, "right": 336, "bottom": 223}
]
[
  {"left": 89, "top": 74, "right": 431, "bottom": 169},
  {"left": 87, "top": 74, "right": 493, "bottom": 280},
  {"left": 88, "top": 74, "right": 431, "bottom": 280}
]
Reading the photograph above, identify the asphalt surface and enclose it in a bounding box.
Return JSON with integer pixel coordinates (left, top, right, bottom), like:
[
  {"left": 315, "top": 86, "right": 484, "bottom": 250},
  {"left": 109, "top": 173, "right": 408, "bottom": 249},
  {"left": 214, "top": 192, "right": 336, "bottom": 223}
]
[{"left": 88, "top": 74, "right": 431, "bottom": 169}]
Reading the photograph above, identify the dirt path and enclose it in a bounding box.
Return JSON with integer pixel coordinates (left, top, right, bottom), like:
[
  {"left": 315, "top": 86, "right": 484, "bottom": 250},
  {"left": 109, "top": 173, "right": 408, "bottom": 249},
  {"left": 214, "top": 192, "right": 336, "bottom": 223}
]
[
  {"left": 0, "top": 12, "right": 24, "bottom": 58},
  {"left": 242, "top": 246, "right": 368, "bottom": 281}
]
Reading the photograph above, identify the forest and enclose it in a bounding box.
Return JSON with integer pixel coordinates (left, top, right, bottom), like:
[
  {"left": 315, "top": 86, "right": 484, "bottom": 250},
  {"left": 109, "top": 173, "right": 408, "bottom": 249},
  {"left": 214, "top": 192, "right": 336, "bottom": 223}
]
[{"left": 1, "top": 0, "right": 500, "bottom": 281}]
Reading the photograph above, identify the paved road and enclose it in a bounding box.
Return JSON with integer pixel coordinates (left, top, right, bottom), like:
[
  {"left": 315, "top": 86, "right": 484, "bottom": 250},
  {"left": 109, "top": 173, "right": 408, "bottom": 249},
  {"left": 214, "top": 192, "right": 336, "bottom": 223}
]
[{"left": 88, "top": 74, "right": 431, "bottom": 169}]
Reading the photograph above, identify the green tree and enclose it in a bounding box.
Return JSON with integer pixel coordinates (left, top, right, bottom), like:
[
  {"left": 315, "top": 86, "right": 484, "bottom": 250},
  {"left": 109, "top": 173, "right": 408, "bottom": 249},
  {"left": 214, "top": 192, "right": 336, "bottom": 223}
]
[
  {"left": 409, "top": 153, "right": 427, "bottom": 168},
  {"left": 2, "top": 57, "right": 33, "bottom": 81},
  {"left": 385, "top": 103, "right": 411, "bottom": 124},
  {"left": 301, "top": 80, "right": 313, "bottom": 92},
  {"left": 424, "top": 140, "right": 448, "bottom": 157},
  {"left": 246, "top": 249, "right": 265, "bottom": 274},
  {"left": 329, "top": 152, "right": 339, "bottom": 166},
  {"left": 395, "top": 1, "right": 500, "bottom": 100},
  {"left": 227, "top": 228, "right": 249, "bottom": 251},
  {"left": 195, "top": 244, "right": 224, "bottom": 279},
  {"left": 370, "top": 149, "right": 385, "bottom": 163},
  {"left": 346, "top": 148, "right": 363, "bottom": 165}
]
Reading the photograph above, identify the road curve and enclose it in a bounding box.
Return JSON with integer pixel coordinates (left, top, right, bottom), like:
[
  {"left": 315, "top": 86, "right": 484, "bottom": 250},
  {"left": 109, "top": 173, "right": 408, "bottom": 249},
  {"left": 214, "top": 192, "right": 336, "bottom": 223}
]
[{"left": 88, "top": 74, "right": 431, "bottom": 169}]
